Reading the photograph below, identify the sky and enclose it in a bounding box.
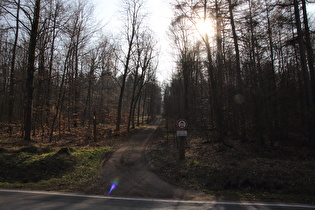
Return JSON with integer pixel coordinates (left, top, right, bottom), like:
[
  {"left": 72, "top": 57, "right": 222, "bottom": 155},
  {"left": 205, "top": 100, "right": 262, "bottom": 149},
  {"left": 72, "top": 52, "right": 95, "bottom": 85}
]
[{"left": 90, "top": 0, "right": 175, "bottom": 84}]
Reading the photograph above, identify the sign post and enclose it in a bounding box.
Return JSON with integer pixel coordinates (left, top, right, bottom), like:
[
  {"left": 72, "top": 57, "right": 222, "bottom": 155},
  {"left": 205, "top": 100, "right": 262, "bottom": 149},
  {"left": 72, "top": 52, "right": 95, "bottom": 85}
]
[{"left": 176, "top": 119, "right": 188, "bottom": 161}]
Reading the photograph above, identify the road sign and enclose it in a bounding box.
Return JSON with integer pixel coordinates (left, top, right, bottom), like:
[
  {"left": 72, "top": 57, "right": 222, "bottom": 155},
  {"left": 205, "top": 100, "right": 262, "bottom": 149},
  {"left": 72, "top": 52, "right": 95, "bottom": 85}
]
[
  {"left": 176, "top": 119, "right": 188, "bottom": 161},
  {"left": 176, "top": 119, "right": 188, "bottom": 130},
  {"left": 177, "top": 130, "right": 187, "bottom": 137}
]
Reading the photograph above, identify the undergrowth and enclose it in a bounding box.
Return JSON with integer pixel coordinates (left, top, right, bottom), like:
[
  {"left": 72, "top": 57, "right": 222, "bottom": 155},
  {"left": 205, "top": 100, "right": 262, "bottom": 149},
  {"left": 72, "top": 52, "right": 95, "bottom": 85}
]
[
  {"left": 0, "top": 125, "right": 144, "bottom": 194},
  {"left": 0, "top": 139, "right": 113, "bottom": 193},
  {"left": 148, "top": 125, "right": 315, "bottom": 204}
]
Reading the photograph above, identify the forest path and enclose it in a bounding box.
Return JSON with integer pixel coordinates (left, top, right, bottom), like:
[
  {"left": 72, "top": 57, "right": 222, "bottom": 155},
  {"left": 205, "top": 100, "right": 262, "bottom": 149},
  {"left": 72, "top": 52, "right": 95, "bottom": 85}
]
[{"left": 100, "top": 117, "right": 211, "bottom": 200}]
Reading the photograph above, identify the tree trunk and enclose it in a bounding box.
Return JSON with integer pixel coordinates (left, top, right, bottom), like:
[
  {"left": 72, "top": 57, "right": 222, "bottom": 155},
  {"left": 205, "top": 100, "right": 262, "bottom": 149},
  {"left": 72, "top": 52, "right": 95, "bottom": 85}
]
[
  {"left": 115, "top": 1, "right": 138, "bottom": 131},
  {"left": 301, "top": 0, "right": 315, "bottom": 146},
  {"left": 8, "top": 0, "right": 20, "bottom": 124},
  {"left": 137, "top": 94, "right": 142, "bottom": 126},
  {"left": 83, "top": 58, "right": 95, "bottom": 126},
  {"left": 49, "top": 48, "right": 71, "bottom": 142},
  {"left": 215, "top": 0, "right": 224, "bottom": 141},
  {"left": 301, "top": 0, "right": 315, "bottom": 105},
  {"left": 74, "top": 36, "right": 80, "bottom": 128},
  {"left": 227, "top": 0, "right": 241, "bottom": 87},
  {"left": 93, "top": 111, "right": 97, "bottom": 142},
  {"left": 127, "top": 69, "right": 139, "bottom": 132},
  {"left": 294, "top": 0, "right": 311, "bottom": 108},
  {"left": 116, "top": 72, "right": 128, "bottom": 132},
  {"left": 46, "top": 3, "right": 59, "bottom": 130},
  {"left": 24, "top": 0, "right": 41, "bottom": 141}
]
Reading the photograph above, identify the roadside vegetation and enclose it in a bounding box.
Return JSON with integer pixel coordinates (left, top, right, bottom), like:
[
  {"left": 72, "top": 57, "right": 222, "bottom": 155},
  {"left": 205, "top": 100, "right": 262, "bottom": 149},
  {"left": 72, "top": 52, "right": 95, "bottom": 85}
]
[
  {"left": 147, "top": 121, "right": 315, "bottom": 204},
  {"left": 1, "top": 120, "right": 315, "bottom": 204},
  {"left": 0, "top": 127, "right": 135, "bottom": 194}
]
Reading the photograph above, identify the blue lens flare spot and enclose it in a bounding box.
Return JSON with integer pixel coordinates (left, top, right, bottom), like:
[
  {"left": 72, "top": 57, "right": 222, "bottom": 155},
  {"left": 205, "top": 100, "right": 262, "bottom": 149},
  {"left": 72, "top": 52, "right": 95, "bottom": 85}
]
[{"left": 108, "top": 179, "right": 119, "bottom": 195}]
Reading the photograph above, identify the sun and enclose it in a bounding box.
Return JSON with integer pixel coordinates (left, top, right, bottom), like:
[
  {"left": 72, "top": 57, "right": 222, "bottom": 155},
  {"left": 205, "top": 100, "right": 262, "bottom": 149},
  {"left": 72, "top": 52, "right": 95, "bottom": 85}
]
[{"left": 195, "top": 18, "right": 215, "bottom": 38}]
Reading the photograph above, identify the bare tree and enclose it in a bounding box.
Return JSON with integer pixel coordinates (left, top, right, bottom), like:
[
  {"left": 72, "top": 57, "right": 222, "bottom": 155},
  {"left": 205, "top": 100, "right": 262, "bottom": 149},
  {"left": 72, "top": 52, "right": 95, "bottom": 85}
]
[
  {"left": 23, "top": 0, "right": 41, "bottom": 141},
  {"left": 115, "top": 0, "right": 147, "bottom": 131},
  {"left": 301, "top": 0, "right": 315, "bottom": 104},
  {"left": 294, "top": 0, "right": 311, "bottom": 108},
  {"left": 127, "top": 30, "right": 157, "bottom": 131},
  {"left": 8, "top": 0, "right": 20, "bottom": 124},
  {"left": 166, "top": 0, "right": 315, "bottom": 148}
]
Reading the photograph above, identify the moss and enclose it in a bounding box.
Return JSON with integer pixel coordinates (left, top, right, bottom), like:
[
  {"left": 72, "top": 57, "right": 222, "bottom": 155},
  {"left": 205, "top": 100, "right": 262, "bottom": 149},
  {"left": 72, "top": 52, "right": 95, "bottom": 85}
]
[
  {"left": 55, "top": 147, "right": 74, "bottom": 155},
  {"left": 0, "top": 146, "right": 111, "bottom": 187}
]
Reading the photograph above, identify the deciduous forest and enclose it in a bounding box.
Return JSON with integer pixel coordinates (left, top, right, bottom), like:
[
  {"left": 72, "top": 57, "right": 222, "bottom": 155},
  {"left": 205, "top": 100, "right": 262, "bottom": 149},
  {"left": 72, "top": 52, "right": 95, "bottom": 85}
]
[
  {"left": 165, "top": 0, "right": 315, "bottom": 149},
  {"left": 1, "top": 0, "right": 315, "bottom": 203},
  {"left": 0, "top": 0, "right": 162, "bottom": 141},
  {"left": 1, "top": 0, "right": 314, "bottom": 147}
]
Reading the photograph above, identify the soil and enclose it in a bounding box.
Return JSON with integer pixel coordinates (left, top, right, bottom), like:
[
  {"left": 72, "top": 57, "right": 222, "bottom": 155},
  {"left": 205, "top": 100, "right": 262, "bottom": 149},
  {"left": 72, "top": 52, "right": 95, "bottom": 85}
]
[{"left": 98, "top": 118, "right": 213, "bottom": 200}]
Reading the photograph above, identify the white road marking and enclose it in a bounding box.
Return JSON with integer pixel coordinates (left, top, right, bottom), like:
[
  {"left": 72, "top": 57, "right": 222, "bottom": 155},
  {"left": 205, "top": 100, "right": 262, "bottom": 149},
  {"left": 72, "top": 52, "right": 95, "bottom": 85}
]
[{"left": 0, "top": 189, "right": 314, "bottom": 209}]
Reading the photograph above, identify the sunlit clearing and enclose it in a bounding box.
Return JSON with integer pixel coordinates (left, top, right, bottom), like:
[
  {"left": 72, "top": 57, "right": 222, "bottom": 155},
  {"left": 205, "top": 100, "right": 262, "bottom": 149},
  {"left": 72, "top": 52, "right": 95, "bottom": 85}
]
[
  {"left": 195, "top": 18, "right": 215, "bottom": 38},
  {"left": 108, "top": 179, "right": 119, "bottom": 195}
]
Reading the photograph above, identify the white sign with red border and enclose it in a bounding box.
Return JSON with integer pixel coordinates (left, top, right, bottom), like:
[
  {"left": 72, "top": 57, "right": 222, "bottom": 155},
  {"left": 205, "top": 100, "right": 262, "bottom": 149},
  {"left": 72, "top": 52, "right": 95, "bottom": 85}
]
[{"left": 176, "top": 119, "right": 188, "bottom": 130}]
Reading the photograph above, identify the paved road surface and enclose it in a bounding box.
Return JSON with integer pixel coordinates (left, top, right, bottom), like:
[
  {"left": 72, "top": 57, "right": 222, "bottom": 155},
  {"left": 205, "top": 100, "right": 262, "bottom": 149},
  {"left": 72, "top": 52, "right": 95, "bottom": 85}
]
[{"left": 0, "top": 190, "right": 314, "bottom": 210}]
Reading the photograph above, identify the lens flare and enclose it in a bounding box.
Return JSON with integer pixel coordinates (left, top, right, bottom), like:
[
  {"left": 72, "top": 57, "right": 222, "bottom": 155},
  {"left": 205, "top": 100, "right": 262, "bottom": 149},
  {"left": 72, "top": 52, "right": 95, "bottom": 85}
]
[{"left": 108, "top": 179, "right": 119, "bottom": 195}]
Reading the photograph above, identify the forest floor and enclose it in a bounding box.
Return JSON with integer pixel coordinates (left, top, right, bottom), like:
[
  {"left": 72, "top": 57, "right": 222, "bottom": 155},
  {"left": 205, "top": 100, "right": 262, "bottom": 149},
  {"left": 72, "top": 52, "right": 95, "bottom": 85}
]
[
  {"left": 0, "top": 118, "right": 212, "bottom": 200},
  {"left": 147, "top": 120, "right": 315, "bottom": 204},
  {"left": 0, "top": 118, "right": 315, "bottom": 204}
]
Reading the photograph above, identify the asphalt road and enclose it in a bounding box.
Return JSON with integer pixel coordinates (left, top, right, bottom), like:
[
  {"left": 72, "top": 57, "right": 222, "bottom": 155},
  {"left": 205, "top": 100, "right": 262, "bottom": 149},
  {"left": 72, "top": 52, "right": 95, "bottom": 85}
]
[{"left": 0, "top": 190, "right": 314, "bottom": 210}]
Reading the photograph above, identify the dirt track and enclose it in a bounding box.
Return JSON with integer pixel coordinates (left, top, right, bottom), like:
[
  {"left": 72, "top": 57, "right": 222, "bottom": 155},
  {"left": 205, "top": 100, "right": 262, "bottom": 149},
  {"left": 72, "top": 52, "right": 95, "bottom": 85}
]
[{"left": 100, "top": 118, "right": 211, "bottom": 200}]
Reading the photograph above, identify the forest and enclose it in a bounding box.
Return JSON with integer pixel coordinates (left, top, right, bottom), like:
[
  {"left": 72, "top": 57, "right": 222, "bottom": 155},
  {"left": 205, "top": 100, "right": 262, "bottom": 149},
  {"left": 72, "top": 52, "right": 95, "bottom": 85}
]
[
  {"left": 0, "top": 0, "right": 315, "bottom": 147},
  {"left": 0, "top": 0, "right": 162, "bottom": 141},
  {"left": 1, "top": 0, "right": 315, "bottom": 202},
  {"left": 165, "top": 0, "right": 315, "bottom": 149}
]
